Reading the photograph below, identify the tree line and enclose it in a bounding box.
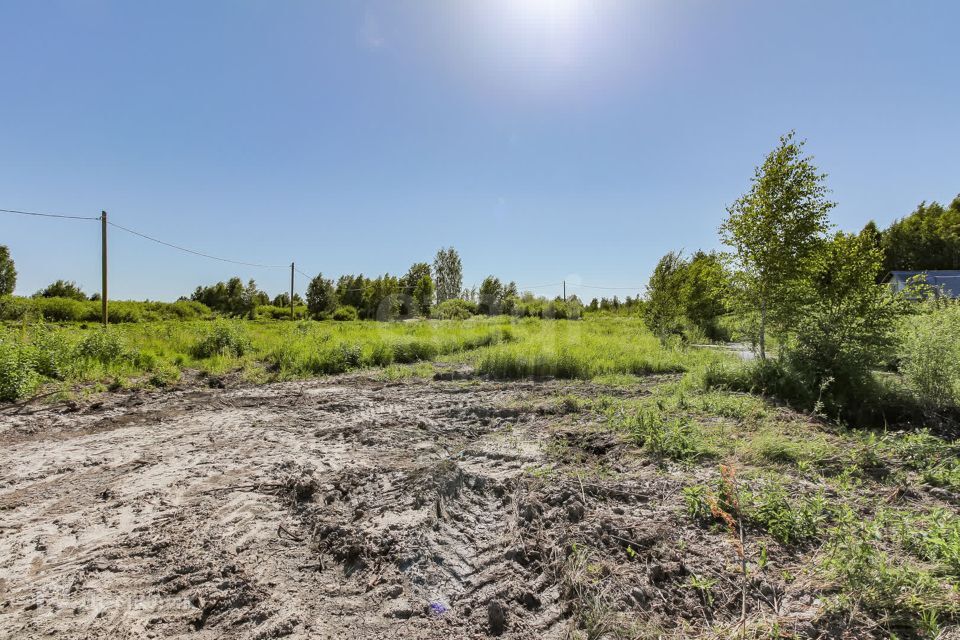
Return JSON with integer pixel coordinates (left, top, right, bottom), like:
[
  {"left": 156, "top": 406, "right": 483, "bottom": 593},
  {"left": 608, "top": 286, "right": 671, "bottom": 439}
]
[{"left": 188, "top": 247, "right": 585, "bottom": 320}]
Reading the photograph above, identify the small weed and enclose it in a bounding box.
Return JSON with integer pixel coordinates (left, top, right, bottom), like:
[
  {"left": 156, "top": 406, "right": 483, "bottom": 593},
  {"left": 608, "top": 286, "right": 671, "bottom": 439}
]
[
  {"left": 616, "top": 408, "right": 713, "bottom": 463},
  {"left": 686, "top": 471, "right": 829, "bottom": 546},
  {"left": 687, "top": 573, "right": 717, "bottom": 608}
]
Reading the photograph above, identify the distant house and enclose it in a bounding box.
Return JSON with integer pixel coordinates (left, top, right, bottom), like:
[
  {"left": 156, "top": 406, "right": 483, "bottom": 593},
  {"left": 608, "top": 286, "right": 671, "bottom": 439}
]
[{"left": 882, "top": 270, "right": 960, "bottom": 299}]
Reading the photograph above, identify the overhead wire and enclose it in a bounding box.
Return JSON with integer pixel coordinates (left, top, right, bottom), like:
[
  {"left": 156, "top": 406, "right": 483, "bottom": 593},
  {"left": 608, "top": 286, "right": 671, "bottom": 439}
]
[
  {"left": 573, "top": 283, "right": 643, "bottom": 290},
  {"left": 3, "top": 205, "right": 649, "bottom": 294},
  {"left": 107, "top": 221, "right": 288, "bottom": 269},
  {"left": 0, "top": 207, "right": 99, "bottom": 221}
]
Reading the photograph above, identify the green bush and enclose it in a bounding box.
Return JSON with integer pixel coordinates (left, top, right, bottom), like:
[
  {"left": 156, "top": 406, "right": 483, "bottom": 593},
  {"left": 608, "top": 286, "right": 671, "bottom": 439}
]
[
  {"left": 897, "top": 301, "right": 960, "bottom": 411},
  {"left": 75, "top": 329, "right": 128, "bottom": 364},
  {"left": 744, "top": 482, "right": 828, "bottom": 545},
  {"left": 0, "top": 295, "right": 31, "bottom": 321},
  {"left": 191, "top": 322, "right": 251, "bottom": 358},
  {"left": 0, "top": 332, "right": 39, "bottom": 401},
  {"left": 30, "top": 323, "right": 74, "bottom": 379},
  {"left": 34, "top": 297, "right": 89, "bottom": 322},
  {"left": 0, "top": 296, "right": 213, "bottom": 323},
  {"left": 255, "top": 304, "right": 306, "bottom": 320},
  {"left": 431, "top": 299, "right": 477, "bottom": 320},
  {"left": 332, "top": 305, "right": 359, "bottom": 321},
  {"left": 392, "top": 339, "right": 438, "bottom": 363}
]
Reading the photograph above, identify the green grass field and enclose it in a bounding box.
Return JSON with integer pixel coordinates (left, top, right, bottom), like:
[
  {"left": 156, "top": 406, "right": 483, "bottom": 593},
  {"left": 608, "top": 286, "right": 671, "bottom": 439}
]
[{"left": 0, "top": 316, "right": 732, "bottom": 401}]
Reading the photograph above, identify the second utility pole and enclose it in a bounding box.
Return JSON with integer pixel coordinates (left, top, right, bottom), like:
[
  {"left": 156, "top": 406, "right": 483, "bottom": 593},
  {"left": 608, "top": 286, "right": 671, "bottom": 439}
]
[
  {"left": 101, "top": 211, "right": 108, "bottom": 325},
  {"left": 290, "top": 262, "right": 295, "bottom": 320}
]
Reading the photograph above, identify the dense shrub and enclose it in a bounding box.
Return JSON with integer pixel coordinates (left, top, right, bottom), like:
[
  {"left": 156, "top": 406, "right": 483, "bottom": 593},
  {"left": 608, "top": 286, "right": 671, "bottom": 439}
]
[
  {"left": 786, "top": 233, "right": 901, "bottom": 411},
  {"left": 392, "top": 339, "right": 438, "bottom": 363},
  {"left": 332, "top": 305, "right": 359, "bottom": 321},
  {"left": 431, "top": 299, "right": 477, "bottom": 320},
  {"left": 191, "top": 277, "right": 268, "bottom": 317},
  {"left": 30, "top": 323, "right": 74, "bottom": 379},
  {"left": 897, "top": 300, "right": 960, "bottom": 411},
  {"left": 0, "top": 330, "right": 39, "bottom": 401},
  {"left": 35, "top": 279, "right": 87, "bottom": 301},
  {"left": 191, "top": 322, "right": 251, "bottom": 358},
  {"left": 256, "top": 304, "right": 307, "bottom": 320},
  {"left": 34, "top": 297, "right": 90, "bottom": 322},
  {"left": 0, "top": 296, "right": 212, "bottom": 323},
  {"left": 75, "top": 329, "right": 128, "bottom": 364},
  {"left": 0, "top": 295, "right": 31, "bottom": 320}
]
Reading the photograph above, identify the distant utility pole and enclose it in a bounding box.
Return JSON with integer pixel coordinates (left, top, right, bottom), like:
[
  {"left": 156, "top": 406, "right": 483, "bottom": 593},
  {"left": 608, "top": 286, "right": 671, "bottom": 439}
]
[
  {"left": 290, "top": 262, "right": 295, "bottom": 320},
  {"left": 101, "top": 210, "right": 108, "bottom": 325},
  {"left": 563, "top": 280, "right": 566, "bottom": 301}
]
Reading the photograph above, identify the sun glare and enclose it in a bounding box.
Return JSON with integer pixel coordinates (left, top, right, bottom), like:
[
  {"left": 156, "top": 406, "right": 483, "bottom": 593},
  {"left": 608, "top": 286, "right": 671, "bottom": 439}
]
[{"left": 494, "top": 0, "right": 594, "bottom": 64}]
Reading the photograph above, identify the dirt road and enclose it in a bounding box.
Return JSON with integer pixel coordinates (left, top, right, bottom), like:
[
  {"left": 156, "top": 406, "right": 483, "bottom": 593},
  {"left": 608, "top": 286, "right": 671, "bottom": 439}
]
[{"left": 0, "top": 372, "right": 736, "bottom": 639}]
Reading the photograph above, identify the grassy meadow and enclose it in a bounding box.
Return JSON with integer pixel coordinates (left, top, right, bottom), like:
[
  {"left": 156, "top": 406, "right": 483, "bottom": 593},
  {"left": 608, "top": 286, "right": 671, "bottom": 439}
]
[{"left": 0, "top": 315, "right": 735, "bottom": 401}]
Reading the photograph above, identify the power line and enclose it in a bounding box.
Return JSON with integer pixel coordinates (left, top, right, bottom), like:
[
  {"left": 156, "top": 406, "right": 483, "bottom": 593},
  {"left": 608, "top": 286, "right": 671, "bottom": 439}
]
[
  {"left": 4, "top": 204, "right": 650, "bottom": 292},
  {"left": 0, "top": 207, "right": 99, "bottom": 221},
  {"left": 573, "top": 283, "right": 643, "bottom": 290},
  {"left": 107, "top": 221, "right": 288, "bottom": 269}
]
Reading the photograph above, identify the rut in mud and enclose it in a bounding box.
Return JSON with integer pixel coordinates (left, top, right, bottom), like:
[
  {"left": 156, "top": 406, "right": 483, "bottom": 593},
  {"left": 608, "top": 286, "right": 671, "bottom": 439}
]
[{"left": 0, "top": 372, "right": 807, "bottom": 639}]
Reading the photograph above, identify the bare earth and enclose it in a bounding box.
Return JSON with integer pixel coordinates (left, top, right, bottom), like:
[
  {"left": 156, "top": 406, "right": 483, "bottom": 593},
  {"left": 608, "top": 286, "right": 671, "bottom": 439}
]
[{"left": 0, "top": 371, "right": 815, "bottom": 639}]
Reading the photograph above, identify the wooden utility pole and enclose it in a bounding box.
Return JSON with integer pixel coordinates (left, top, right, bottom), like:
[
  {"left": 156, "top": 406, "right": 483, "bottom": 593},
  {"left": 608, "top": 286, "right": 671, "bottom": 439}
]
[
  {"left": 290, "top": 262, "right": 295, "bottom": 320},
  {"left": 101, "top": 211, "right": 108, "bottom": 325},
  {"left": 563, "top": 280, "right": 566, "bottom": 301}
]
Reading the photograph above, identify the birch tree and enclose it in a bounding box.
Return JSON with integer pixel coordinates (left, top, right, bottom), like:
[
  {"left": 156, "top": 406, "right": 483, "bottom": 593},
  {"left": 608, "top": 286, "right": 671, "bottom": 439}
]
[{"left": 720, "top": 132, "right": 834, "bottom": 359}]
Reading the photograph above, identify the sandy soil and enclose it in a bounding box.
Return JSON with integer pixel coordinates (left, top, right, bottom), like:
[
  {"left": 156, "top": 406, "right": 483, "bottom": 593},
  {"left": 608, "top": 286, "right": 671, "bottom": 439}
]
[{"left": 0, "top": 371, "right": 812, "bottom": 639}]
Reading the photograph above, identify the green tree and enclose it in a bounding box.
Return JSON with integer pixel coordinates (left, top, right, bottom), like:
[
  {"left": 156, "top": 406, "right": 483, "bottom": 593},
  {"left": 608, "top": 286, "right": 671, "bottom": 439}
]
[
  {"left": 412, "top": 274, "right": 435, "bottom": 316},
  {"left": 681, "top": 251, "right": 730, "bottom": 339},
  {"left": 362, "top": 274, "right": 401, "bottom": 320},
  {"left": 433, "top": 247, "right": 463, "bottom": 303},
  {"left": 790, "top": 232, "right": 901, "bottom": 409},
  {"left": 400, "top": 262, "right": 432, "bottom": 315},
  {"left": 306, "top": 273, "right": 337, "bottom": 318},
  {"left": 401, "top": 262, "right": 431, "bottom": 291},
  {"left": 720, "top": 131, "right": 834, "bottom": 359},
  {"left": 35, "top": 279, "right": 87, "bottom": 301},
  {"left": 644, "top": 251, "right": 687, "bottom": 338},
  {"left": 0, "top": 246, "right": 16, "bottom": 296},
  {"left": 335, "top": 274, "right": 367, "bottom": 310},
  {"left": 478, "top": 276, "right": 504, "bottom": 315},
  {"left": 502, "top": 281, "right": 519, "bottom": 315},
  {"left": 241, "top": 279, "right": 268, "bottom": 318},
  {"left": 271, "top": 292, "right": 303, "bottom": 308},
  {"left": 869, "top": 196, "right": 960, "bottom": 274}
]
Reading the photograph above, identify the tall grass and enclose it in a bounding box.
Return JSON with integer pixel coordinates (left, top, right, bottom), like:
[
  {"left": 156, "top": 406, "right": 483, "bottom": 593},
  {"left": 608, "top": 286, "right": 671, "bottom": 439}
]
[
  {"left": 263, "top": 320, "right": 513, "bottom": 377},
  {"left": 470, "top": 317, "right": 726, "bottom": 380},
  {"left": 0, "top": 318, "right": 517, "bottom": 399},
  {"left": 0, "top": 315, "right": 729, "bottom": 400}
]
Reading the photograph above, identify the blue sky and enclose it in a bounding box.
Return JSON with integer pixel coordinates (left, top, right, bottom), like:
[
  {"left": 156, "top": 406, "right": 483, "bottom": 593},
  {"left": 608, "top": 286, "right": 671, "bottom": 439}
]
[{"left": 1, "top": 0, "right": 958, "bottom": 301}]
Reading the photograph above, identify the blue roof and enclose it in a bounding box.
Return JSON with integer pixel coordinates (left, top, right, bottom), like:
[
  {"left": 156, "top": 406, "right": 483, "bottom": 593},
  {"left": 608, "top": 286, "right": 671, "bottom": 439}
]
[{"left": 884, "top": 271, "right": 960, "bottom": 298}]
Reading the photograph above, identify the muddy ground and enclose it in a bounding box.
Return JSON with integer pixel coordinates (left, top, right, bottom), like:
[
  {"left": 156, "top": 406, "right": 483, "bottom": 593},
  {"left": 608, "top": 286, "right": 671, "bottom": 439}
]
[{"left": 0, "top": 370, "right": 818, "bottom": 639}]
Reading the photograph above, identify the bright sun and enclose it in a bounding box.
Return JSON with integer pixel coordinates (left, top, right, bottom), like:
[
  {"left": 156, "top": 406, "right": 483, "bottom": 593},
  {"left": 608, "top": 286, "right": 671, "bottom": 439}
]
[{"left": 471, "top": 0, "right": 600, "bottom": 72}]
